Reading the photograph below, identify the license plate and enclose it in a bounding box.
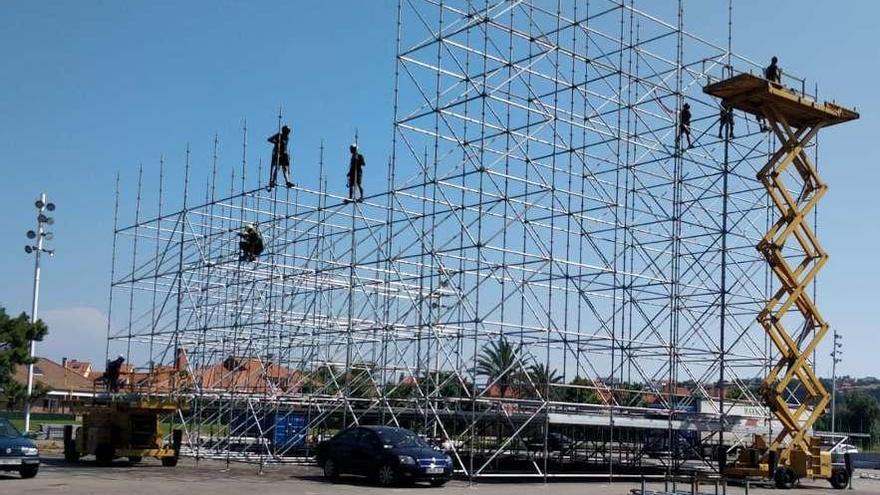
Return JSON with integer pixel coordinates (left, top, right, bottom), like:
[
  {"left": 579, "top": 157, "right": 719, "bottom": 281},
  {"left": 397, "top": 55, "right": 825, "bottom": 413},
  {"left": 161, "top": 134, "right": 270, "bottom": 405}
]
[
  {"left": 0, "top": 459, "right": 20, "bottom": 465},
  {"left": 426, "top": 466, "right": 444, "bottom": 474}
]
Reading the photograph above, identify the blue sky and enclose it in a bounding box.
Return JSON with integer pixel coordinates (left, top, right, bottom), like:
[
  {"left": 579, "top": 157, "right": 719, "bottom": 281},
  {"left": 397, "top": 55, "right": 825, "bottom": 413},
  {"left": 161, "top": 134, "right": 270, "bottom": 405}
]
[{"left": 0, "top": 1, "right": 876, "bottom": 377}]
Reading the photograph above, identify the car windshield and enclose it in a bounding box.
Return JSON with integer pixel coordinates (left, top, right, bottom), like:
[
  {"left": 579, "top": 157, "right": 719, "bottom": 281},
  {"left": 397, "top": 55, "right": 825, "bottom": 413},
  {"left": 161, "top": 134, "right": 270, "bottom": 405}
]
[
  {"left": 375, "top": 428, "right": 429, "bottom": 448},
  {"left": 0, "top": 418, "right": 21, "bottom": 438}
]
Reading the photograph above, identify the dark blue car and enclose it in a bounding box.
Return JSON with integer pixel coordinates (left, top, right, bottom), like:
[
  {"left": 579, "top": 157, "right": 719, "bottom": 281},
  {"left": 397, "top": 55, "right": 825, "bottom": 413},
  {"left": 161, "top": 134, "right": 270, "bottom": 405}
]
[
  {"left": 316, "top": 426, "right": 453, "bottom": 487},
  {"left": 0, "top": 418, "right": 40, "bottom": 478}
]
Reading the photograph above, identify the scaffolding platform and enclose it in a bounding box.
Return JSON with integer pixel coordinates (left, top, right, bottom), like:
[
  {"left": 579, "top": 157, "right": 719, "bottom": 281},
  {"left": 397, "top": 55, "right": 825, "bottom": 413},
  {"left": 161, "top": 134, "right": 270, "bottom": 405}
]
[{"left": 704, "top": 74, "right": 858, "bottom": 128}]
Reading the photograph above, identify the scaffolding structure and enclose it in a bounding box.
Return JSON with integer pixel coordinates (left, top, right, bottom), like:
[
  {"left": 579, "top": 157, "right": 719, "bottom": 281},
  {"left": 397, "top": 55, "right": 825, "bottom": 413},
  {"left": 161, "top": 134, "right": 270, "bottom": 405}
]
[{"left": 105, "top": 0, "right": 837, "bottom": 480}]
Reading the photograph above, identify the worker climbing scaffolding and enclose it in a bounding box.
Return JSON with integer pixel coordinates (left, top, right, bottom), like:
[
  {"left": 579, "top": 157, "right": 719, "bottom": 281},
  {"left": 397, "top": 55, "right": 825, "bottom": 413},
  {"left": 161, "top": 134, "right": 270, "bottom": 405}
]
[
  {"left": 238, "top": 224, "right": 264, "bottom": 262},
  {"left": 678, "top": 103, "right": 693, "bottom": 149}
]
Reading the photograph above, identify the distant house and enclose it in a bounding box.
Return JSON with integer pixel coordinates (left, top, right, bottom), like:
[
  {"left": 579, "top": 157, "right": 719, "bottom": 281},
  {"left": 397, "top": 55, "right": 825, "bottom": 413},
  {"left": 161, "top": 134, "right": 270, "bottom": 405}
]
[
  {"left": 12, "top": 357, "right": 97, "bottom": 413},
  {"left": 63, "top": 359, "right": 93, "bottom": 378}
]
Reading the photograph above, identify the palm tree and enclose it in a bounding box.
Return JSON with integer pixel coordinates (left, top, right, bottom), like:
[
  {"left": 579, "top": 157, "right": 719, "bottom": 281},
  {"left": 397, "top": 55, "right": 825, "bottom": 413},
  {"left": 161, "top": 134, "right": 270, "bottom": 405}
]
[
  {"left": 526, "top": 362, "right": 563, "bottom": 400},
  {"left": 476, "top": 336, "right": 522, "bottom": 398}
]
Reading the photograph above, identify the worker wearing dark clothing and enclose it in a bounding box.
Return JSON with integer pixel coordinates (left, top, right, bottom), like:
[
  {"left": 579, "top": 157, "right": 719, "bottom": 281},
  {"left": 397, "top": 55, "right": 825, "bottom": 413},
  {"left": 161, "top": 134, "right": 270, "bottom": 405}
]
[
  {"left": 347, "top": 144, "right": 365, "bottom": 202},
  {"left": 268, "top": 126, "right": 294, "bottom": 190},
  {"left": 764, "top": 56, "right": 781, "bottom": 83},
  {"left": 679, "top": 103, "right": 693, "bottom": 149},
  {"left": 105, "top": 355, "right": 125, "bottom": 393},
  {"left": 719, "top": 104, "right": 734, "bottom": 139},
  {"left": 238, "top": 224, "right": 264, "bottom": 262}
]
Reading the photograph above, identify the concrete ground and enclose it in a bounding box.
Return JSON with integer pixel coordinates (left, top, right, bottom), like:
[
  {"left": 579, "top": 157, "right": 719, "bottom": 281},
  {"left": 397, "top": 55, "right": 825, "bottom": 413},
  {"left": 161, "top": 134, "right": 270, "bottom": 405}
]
[{"left": 4, "top": 455, "right": 880, "bottom": 495}]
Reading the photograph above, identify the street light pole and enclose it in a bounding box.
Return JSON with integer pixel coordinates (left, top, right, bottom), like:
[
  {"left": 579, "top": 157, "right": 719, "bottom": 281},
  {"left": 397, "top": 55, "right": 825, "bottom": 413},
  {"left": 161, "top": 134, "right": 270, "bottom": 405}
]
[
  {"left": 830, "top": 329, "right": 843, "bottom": 435},
  {"left": 23, "top": 193, "right": 56, "bottom": 433}
]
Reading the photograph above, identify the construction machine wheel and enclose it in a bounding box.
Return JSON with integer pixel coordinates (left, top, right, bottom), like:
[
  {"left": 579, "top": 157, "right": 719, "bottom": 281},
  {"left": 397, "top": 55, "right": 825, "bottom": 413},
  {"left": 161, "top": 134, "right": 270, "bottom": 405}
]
[
  {"left": 95, "top": 444, "right": 114, "bottom": 466},
  {"left": 774, "top": 466, "right": 797, "bottom": 490},
  {"left": 63, "top": 425, "right": 78, "bottom": 463},
  {"left": 829, "top": 467, "right": 849, "bottom": 490}
]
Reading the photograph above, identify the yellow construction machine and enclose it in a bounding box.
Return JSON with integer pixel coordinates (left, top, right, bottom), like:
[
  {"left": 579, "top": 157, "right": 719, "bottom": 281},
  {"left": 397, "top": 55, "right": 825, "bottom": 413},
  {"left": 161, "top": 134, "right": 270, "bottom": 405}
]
[
  {"left": 703, "top": 74, "right": 858, "bottom": 489},
  {"left": 64, "top": 398, "right": 183, "bottom": 466}
]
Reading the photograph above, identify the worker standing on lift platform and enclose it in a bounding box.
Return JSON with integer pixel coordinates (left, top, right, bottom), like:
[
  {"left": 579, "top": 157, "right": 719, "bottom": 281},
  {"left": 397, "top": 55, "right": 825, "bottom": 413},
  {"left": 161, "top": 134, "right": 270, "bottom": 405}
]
[
  {"left": 719, "top": 103, "right": 734, "bottom": 139},
  {"left": 268, "top": 125, "right": 294, "bottom": 190},
  {"left": 105, "top": 355, "right": 125, "bottom": 393},
  {"left": 678, "top": 103, "right": 693, "bottom": 149},
  {"left": 764, "top": 56, "right": 782, "bottom": 84},
  {"left": 347, "top": 144, "right": 365, "bottom": 202}
]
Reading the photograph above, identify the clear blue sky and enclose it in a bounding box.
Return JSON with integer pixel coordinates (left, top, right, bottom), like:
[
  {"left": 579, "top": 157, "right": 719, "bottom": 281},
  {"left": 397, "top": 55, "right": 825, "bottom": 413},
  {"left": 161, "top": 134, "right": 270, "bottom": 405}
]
[{"left": 1, "top": 1, "right": 876, "bottom": 377}]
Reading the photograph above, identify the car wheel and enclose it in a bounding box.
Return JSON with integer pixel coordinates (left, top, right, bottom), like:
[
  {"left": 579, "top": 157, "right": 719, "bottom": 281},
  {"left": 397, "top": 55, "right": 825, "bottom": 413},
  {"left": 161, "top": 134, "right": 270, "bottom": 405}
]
[
  {"left": 376, "top": 463, "right": 397, "bottom": 487},
  {"left": 161, "top": 456, "right": 179, "bottom": 467},
  {"left": 829, "top": 467, "right": 849, "bottom": 490},
  {"left": 323, "top": 458, "right": 339, "bottom": 480},
  {"left": 128, "top": 456, "right": 143, "bottom": 464},
  {"left": 19, "top": 465, "right": 39, "bottom": 479},
  {"left": 430, "top": 479, "right": 448, "bottom": 487}
]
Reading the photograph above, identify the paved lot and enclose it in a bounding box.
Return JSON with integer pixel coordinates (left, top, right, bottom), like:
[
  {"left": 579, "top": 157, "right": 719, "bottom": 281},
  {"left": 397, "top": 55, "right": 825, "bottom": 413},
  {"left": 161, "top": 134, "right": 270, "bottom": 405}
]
[{"left": 5, "top": 455, "right": 880, "bottom": 495}]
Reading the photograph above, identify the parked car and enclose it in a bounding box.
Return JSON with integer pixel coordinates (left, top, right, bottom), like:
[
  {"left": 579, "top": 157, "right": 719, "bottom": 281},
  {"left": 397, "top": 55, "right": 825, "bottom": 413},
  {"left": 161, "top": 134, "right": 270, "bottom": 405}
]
[
  {"left": 0, "top": 418, "right": 40, "bottom": 478},
  {"left": 315, "top": 426, "right": 453, "bottom": 487}
]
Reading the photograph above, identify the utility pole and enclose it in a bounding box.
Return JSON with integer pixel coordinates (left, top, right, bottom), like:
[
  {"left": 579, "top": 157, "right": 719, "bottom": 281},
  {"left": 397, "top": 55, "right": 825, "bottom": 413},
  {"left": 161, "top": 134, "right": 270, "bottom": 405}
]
[
  {"left": 830, "top": 329, "right": 843, "bottom": 435},
  {"left": 23, "top": 193, "right": 56, "bottom": 432}
]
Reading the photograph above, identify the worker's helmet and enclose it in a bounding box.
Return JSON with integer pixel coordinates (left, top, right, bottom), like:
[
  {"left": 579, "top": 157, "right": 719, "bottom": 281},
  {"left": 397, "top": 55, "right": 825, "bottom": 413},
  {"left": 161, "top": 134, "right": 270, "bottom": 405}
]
[
  {"left": 771, "top": 56, "right": 778, "bottom": 63},
  {"left": 281, "top": 125, "right": 290, "bottom": 134},
  {"left": 117, "top": 354, "right": 125, "bottom": 360},
  {"left": 350, "top": 144, "right": 357, "bottom": 152},
  {"left": 244, "top": 223, "right": 255, "bottom": 232},
  {"left": 683, "top": 103, "right": 690, "bottom": 109}
]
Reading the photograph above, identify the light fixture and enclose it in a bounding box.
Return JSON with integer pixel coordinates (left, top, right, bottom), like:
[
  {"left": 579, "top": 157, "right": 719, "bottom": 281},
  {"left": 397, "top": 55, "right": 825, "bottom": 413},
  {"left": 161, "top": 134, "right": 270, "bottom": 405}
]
[
  {"left": 26, "top": 230, "right": 36, "bottom": 239},
  {"left": 34, "top": 199, "right": 44, "bottom": 209},
  {"left": 45, "top": 217, "right": 54, "bottom": 225},
  {"left": 38, "top": 214, "right": 48, "bottom": 223},
  {"left": 24, "top": 246, "right": 33, "bottom": 254},
  {"left": 45, "top": 202, "right": 55, "bottom": 211},
  {"left": 43, "top": 232, "right": 54, "bottom": 241}
]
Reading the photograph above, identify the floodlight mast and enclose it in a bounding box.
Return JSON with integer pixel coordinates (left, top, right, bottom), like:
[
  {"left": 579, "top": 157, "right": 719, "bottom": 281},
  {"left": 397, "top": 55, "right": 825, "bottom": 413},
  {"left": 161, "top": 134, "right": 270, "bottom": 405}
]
[{"left": 23, "top": 193, "right": 56, "bottom": 433}]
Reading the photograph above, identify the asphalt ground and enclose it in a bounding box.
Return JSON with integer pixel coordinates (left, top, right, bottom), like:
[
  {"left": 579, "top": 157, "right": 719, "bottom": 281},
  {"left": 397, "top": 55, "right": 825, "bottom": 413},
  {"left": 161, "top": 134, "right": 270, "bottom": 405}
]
[{"left": 5, "top": 454, "right": 880, "bottom": 495}]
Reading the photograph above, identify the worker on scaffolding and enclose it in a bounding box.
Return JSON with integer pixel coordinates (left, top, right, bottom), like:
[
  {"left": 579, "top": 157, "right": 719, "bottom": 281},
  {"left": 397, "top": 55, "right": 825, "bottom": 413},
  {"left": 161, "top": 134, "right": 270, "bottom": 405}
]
[
  {"left": 238, "top": 223, "right": 264, "bottom": 262},
  {"left": 346, "top": 144, "right": 365, "bottom": 202},
  {"left": 678, "top": 103, "right": 693, "bottom": 149},
  {"left": 104, "top": 354, "right": 125, "bottom": 393},
  {"left": 267, "top": 125, "right": 294, "bottom": 190},
  {"left": 719, "top": 103, "right": 735, "bottom": 139}
]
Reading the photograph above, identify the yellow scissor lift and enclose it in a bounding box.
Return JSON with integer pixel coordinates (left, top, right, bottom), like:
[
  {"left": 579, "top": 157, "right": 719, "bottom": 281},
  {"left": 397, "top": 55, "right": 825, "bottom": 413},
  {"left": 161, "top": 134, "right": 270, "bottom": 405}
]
[{"left": 704, "top": 74, "right": 858, "bottom": 489}]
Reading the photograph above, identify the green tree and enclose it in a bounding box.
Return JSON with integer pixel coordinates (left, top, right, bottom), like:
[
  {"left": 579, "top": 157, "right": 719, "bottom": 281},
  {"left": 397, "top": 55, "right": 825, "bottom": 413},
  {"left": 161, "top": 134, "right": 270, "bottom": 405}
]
[
  {"left": 476, "top": 337, "right": 523, "bottom": 398},
  {"left": 525, "top": 362, "right": 563, "bottom": 400},
  {"left": 840, "top": 392, "right": 880, "bottom": 436},
  {"left": 0, "top": 308, "right": 48, "bottom": 410},
  {"left": 565, "top": 376, "right": 600, "bottom": 404}
]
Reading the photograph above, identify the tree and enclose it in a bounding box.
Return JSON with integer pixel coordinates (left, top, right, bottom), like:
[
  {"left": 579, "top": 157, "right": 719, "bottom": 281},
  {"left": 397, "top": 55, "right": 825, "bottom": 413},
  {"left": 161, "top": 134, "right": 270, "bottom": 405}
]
[
  {"left": 525, "top": 362, "right": 563, "bottom": 400},
  {"left": 565, "top": 376, "right": 600, "bottom": 404},
  {"left": 476, "top": 336, "right": 523, "bottom": 398},
  {"left": 0, "top": 307, "right": 48, "bottom": 409},
  {"left": 840, "top": 392, "right": 880, "bottom": 436}
]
